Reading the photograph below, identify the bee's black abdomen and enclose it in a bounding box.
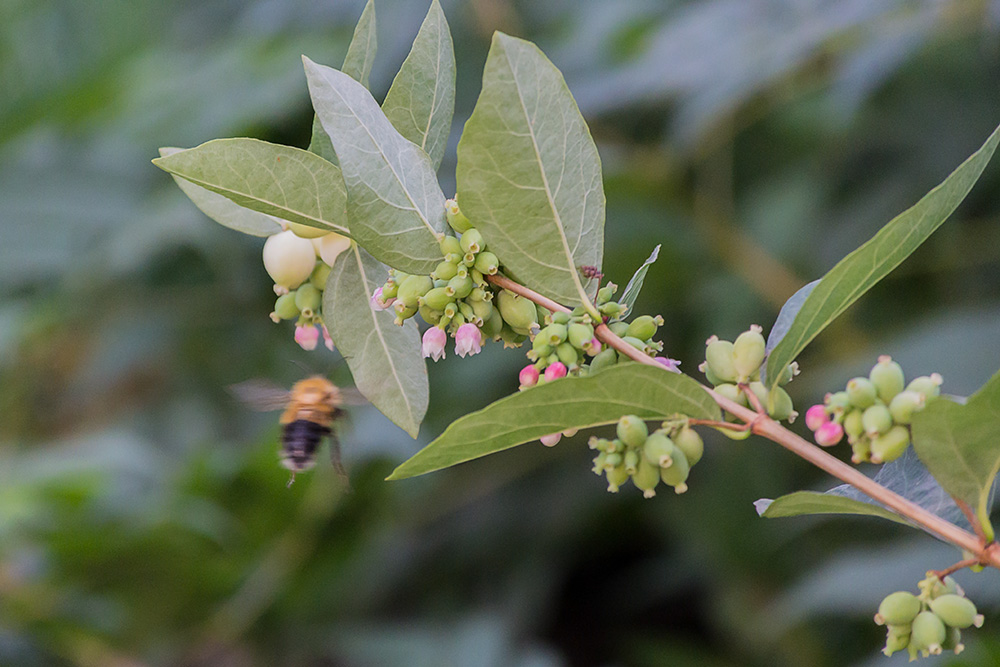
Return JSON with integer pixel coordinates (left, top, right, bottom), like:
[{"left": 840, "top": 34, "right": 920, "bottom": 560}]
[{"left": 280, "top": 419, "right": 330, "bottom": 472}]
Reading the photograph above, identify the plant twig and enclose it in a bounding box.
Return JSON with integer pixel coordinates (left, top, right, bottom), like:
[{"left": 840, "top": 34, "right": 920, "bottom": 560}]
[
  {"left": 485, "top": 273, "right": 1000, "bottom": 570},
  {"left": 954, "top": 497, "right": 989, "bottom": 544},
  {"left": 932, "top": 558, "right": 981, "bottom": 580}
]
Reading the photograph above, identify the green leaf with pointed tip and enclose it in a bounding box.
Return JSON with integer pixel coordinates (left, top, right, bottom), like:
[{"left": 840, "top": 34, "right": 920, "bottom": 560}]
[
  {"left": 912, "top": 369, "right": 1000, "bottom": 539},
  {"left": 756, "top": 491, "right": 911, "bottom": 526},
  {"left": 158, "top": 147, "right": 282, "bottom": 237},
  {"left": 307, "top": 0, "right": 378, "bottom": 164},
  {"left": 381, "top": 0, "right": 455, "bottom": 171},
  {"left": 152, "top": 138, "right": 350, "bottom": 236},
  {"left": 456, "top": 32, "right": 605, "bottom": 306},
  {"left": 765, "top": 123, "right": 1000, "bottom": 393},
  {"left": 620, "top": 244, "right": 660, "bottom": 314},
  {"left": 341, "top": 0, "right": 377, "bottom": 88},
  {"left": 304, "top": 57, "right": 446, "bottom": 274},
  {"left": 387, "top": 363, "right": 717, "bottom": 480},
  {"left": 323, "top": 243, "right": 427, "bottom": 437}
]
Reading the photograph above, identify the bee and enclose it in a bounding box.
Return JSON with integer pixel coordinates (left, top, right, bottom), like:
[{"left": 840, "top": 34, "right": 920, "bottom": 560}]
[{"left": 231, "top": 376, "right": 361, "bottom": 487}]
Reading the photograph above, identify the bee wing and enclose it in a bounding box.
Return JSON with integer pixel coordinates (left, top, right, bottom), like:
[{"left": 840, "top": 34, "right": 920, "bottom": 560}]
[
  {"left": 327, "top": 428, "right": 351, "bottom": 491},
  {"left": 337, "top": 387, "right": 368, "bottom": 406},
  {"left": 229, "top": 379, "right": 292, "bottom": 412}
]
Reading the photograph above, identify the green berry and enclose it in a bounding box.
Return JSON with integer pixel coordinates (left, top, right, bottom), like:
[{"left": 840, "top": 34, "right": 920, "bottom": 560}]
[
  {"left": 550, "top": 311, "right": 571, "bottom": 325},
  {"left": 747, "top": 381, "right": 768, "bottom": 407},
  {"left": 599, "top": 301, "right": 627, "bottom": 318},
  {"left": 843, "top": 409, "right": 864, "bottom": 442},
  {"left": 555, "top": 342, "right": 578, "bottom": 366},
  {"left": 381, "top": 280, "right": 399, "bottom": 299},
  {"left": 446, "top": 275, "right": 473, "bottom": 299},
  {"left": 495, "top": 290, "right": 537, "bottom": 332},
  {"left": 470, "top": 298, "right": 494, "bottom": 323},
  {"left": 632, "top": 457, "right": 661, "bottom": 498},
  {"left": 589, "top": 348, "right": 618, "bottom": 373},
  {"left": 606, "top": 464, "right": 629, "bottom": 493},
  {"left": 673, "top": 427, "right": 704, "bottom": 466},
  {"left": 698, "top": 361, "right": 723, "bottom": 387},
  {"left": 617, "top": 415, "right": 649, "bottom": 448},
  {"left": 617, "top": 336, "right": 647, "bottom": 361},
  {"left": 626, "top": 315, "right": 661, "bottom": 341},
  {"left": 309, "top": 262, "right": 331, "bottom": 290},
  {"left": 713, "top": 383, "right": 748, "bottom": 408},
  {"left": 481, "top": 308, "right": 504, "bottom": 339},
  {"left": 870, "top": 355, "right": 905, "bottom": 403},
  {"left": 846, "top": 377, "right": 877, "bottom": 409},
  {"left": 882, "top": 624, "right": 911, "bottom": 657},
  {"left": 418, "top": 304, "right": 443, "bottom": 325},
  {"left": 929, "top": 595, "right": 982, "bottom": 629},
  {"left": 826, "top": 390, "right": 851, "bottom": 413},
  {"left": 871, "top": 425, "right": 910, "bottom": 464},
  {"left": 777, "top": 362, "right": 799, "bottom": 386},
  {"left": 877, "top": 591, "right": 922, "bottom": 626},
  {"left": 420, "top": 286, "right": 453, "bottom": 311},
  {"left": 567, "top": 322, "right": 595, "bottom": 350},
  {"left": 911, "top": 610, "right": 946, "bottom": 655},
  {"left": 862, "top": 404, "right": 893, "bottom": 437},
  {"left": 445, "top": 199, "right": 473, "bottom": 233},
  {"left": 767, "top": 386, "right": 795, "bottom": 422},
  {"left": 473, "top": 251, "right": 499, "bottom": 275},
  {"left": 851, "top": 435, "right": 871, "bottom": 464},
  {"left": 432, "top": 260, "right": 459, "bottom": 281},
  {"left": 732, "top": 325, "right": 766, "bottom": 380},
  {"left": 273, "top": 293, "right": 300, "bottom": 321},
  {"left": 907, "top": 374, "right": 943, "bottom": 400},
  {"left": 397, "top": 275, "right": 433, "bottom": 308},
  {"left": 440, "top": 234, "right": 462, "bottom": 257},
  {"left": 498, "top": 324, "right": 527, "bottom": 348},
  {"left": 941, "top": 626, "right": 963, "bottom": 653},
  {"left": 609, "top": 321, "right": 629, "bottom": 337},
  {"left": 393, "top": 304, "right": 417, "bottom": 325},
  {"left": 541, "top": 323, "right": 568, "bottom": 346},
  {"left": 642, "top": 432, "right": 675, "bottom": 467},
  {"left": 460, "top": 228, "right": 483, "bottom": 254},
  {"left": 623, "top": 449, "right": 640, "bottom": 475},
  {"left": 889, "top": 390, "right": 925, "bottom": 424},
  {"left": 660, "top": 447, "right": 690, "bottom": 494},
  {"left": 596, "top": 283, "right": 617, "bottom": 305},
  {"left": 294, "top": 283, "right": 323, "bottom": 313},
  {"left": 705, "top": 337, "right": 738, "bottom": 383}
]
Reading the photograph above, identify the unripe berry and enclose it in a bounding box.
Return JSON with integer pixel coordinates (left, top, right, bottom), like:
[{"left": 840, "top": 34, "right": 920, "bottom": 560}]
[
  {"left": 470, "top": 298, "right": 494, "bottom": 323},
  {"left": 473, "top": 251, "right": 499, "bottom": 275},
  {"left": 876, "top": 591, "right": 922, "bottom": 626},
  {"left": 942, "top": 626, "right": 964, "bottom": 654},
  {"left": 446, "top": 274, "right": 473, "bottom": 299},
  {"left": 606, "top": 464, "right": 629, "bottom": 493},
  {"left": 882, "top": 624, "right": 911, "bottom": 657},
  {"left": 843, "top": 409, "right": 864, "bottom": 442},
  {"left": 747, "top": 381, "right": 768, "bottom": 407},
  {"left": 272, "top": 293, "right": 300, "bottom": 321},
  {"left": 460, "top": 228, "right": 483, "bottom": 254},
  {"left": 713, "top": 383, "right": 748, "bottom": 407},
  {"left": 294, "top": 283, "right": 323, "bottom": 313},
  {"left": 481, "top": 308, "right": 504, "bottom": 340},
  {"left": 826, "top": 390, "right": 851, "bottom": 413},
  {"left": 660, "top": 447, "right": 690, "bottom": 494},
  {"left": 715, "top": 424, "right": 752, "bottom": 440},
  {"left": 732, "top": 325, "right": 766, "bottom": 380},
  {"left": 777, "top": 361, "right": 800, "bottom": 386},
  {"left": 632, "top": 457, "right": 660, "bottom": 498},
  {"left": 541, "top": 323, "right": 568, "bottom": 346},
  {"left": 625, "top": 315, "right": 661, "bottom": 341},
  {"left": 804, "top": 405, "right": 829, "bottom": 432},
  {"left": 910, "top": 610, "right": 946, "bottom": 655},
  {"left": 929, "top": 595, "right": 983, "bottom": 629},
  {"left": 596, "top": 283, "right": 617, "bottom": 304},
  {"left": 309, "top": 262, "right": 331, "bottom": 290},
  {"left": 608, "top": 321, "right": 629, "bottom": 337},
  {"left": 616, "top": 415, "right": 648, "bottom": 448},
  {"left": 862, "top": 404, "right": 893, "bottom": 437},
  {"left": 567, "top": 322, "right": 595, "bottom": 350},
  {"left": 286, "top": 221, "right": 329, "bottom": 239},
  {"left": 870, "top": 425, "right": 910, "bottom": 464},
  {"left": 495, "top": 290, "right": 537, "bottom": 333},
  {"left": 907, "top": 373, "right": 943, "bottom": 400},
  {"left": 420, "top": 286, "right": 453, "bottom": 311},
  {"left": 381, "top": 280, "right": 399, "bottom": 300},
  {"left": 396, "top": 275, "right": 433, "bottom": 308},
  {"left": 846, "top": 377, "right": 877, "bottom": 409},
  {"left": 439, "top": 234, "right": 462, "bottom": 257},
  {"left": 926, "top": 575, "right": 961, "bottom": 599},
  {"left": 767, "top": 386, "right": 795, "bottom": 422},
  {"left": 263, "top": 230, "right": 316, "bottom": 289},
  {"left": 851, "top": 435, "right": 871, "bottom": 464},
  {"left": 393, "top": 304, "right": 418, "bottom": 325},
  {"left": 698, "top": 361, "right": 723, "bottom": 386},
  {"left": 445, "top": 198, "right": 473, "bottom": 233},
  {"left": 870, "top": 355, "right": 905, "bottom": 403},
  {"left": 618, "top": 336, "right": 647, "bottom": 360},
  {"left": 432, "top": 260, "right": 459, "bottom": 281},
  {"left": 555, "top": 342, "right": 578, "bottom": 367},
  {"left": 642, "top": 432, "right": 675, "bottom": 467},
  {"left": 705, "top": 337, "right": 738, "bottom": 383},
  {"left": 814, "top": 421, "right": 844, "bottom": 447},
  {"left": 589, "top": 348, "right": 618, "bottom": 373},
  {"left": 673, "top": 427, "right": 704, "bottom": 466},
  {"left": 599, "top": 301, "right": 627, "bottom": 318},
  {"left": 889, "top": 390, "right": 925, "bottom": 425}
]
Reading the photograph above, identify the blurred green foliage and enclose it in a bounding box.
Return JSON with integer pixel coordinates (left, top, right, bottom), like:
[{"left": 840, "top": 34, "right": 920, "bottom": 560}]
[{"left": 3, "top": 0, "right": 1000, "bottom": 665}]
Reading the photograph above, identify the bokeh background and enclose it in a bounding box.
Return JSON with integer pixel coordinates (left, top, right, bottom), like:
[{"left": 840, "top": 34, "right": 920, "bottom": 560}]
[{"left": 3, "top": 0, "right": 1000, "bottom": 665}]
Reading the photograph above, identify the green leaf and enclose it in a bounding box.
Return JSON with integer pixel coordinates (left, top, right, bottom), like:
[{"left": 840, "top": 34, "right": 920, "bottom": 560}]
[
  {"left": 620, "top": 244, "right": 660, "bottom": 314},
  {"left": 381, "top": 0, "right": 455, "bottom": 171},
  {"left": 323, "top": 243, "right": 428, "bottom": 437},
  {"left": 307, "top": 0, "right": 377, "bottom": 164},
  {"left": 765, "top": 123, "right": 1000, "bottom": 393},
  {"left": 157, "top": 147, "right": 281, "bottom": 237},
  {"left": 341, "top": 0, "right": 377, "bottom": 88},
  {"left": 303, "top": 57, "right": 447, "bottom": 275},
  {"left": 456, "top": 32, "right": 605, "bottom": 306},
  {"left": 911, "top": 369, "right": 1000, "bottom": 539},
  {"left": 387, "top": 363, "right": 718, "bottom": 480},
  {"left": 152, "top": 138, "right": 350, "bottom": 236},
  {"left": 760, "top": 279, "right": 818, "bottom": 385},
  {"left": 756, "top": 491, "right": 911, "bottom": 526}
]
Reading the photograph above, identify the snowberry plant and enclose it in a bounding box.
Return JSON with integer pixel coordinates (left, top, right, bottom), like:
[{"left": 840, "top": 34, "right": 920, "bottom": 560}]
[{"left": 154, "top": 0, "right": 1000, "bottom": 658}]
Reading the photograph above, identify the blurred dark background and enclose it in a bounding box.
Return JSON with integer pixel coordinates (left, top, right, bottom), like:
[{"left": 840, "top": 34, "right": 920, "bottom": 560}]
[{"left": 3, "top": 0, "right": 1000, "bottom": 665}]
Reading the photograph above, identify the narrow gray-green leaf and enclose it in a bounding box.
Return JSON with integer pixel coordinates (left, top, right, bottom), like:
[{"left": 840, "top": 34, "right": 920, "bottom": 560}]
[
  {"left": 158, "top": 147, "right": 281, "bottom": 237},
  {"left": 387, "top": 363, "right": 717, "bottom": 480},
  {"left": 341, "top": 0, "right": 377, "bottom": 89},
  {"left": 324, "top": 243, "right": 427, "bottom": 437},
  {"left": 760, "top": 279, "right": 818, "bottom": 385},
  {"left": 620, "top": 244, "right": 660, "bottom": 313},
  {"left": 152, "top": 138, "right": 350, "bottom": 236},
  {"left": 765, "top": 123, "right": 1000, "bottom": 393},
  {"left": 912, "top": 369, "right": 1000, "bottom": 530},
  {"left": 456, "top": 32, "right": 605, "bottom": 306},
  {"left": 756, "top": 491, "right": 911, "bottom": 526},
  {"left": 304, "top": 57, "right": 446, "bottom": 274},
  {"left": 307, "top": 114, "right": 338, "bottom": 165},
  {"left": 381, "top": 0, "right": 455, "bottom": 171}
]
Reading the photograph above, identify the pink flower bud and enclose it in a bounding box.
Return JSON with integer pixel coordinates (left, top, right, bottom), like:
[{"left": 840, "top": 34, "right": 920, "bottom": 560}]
[
  {"left": 294, "top": 325, "right": 319, "bottom": 351},
  {"left": 653, "top": 356, "right": 682, "bottom": 373},
  {"left": 804, "top": 404, "right": 829, "bottom": 432},
  {"left": 540, "top": 432, "right": 562, "bottom": 447},
  {"left": 519, "top": 364, "right": 540, "bottom": 388},
  {"left": 585, "top": 337, "right": 602, "bottom": 357},
  {"left": 370, "top": 287, "right": 395, "bottom": 311},
  {"left": 544, "top": 362, "right": 567, "bottom": 381},
  {"left": 421, "top": 326, "right": 447, "bottom": 361},
  {"left": 815, "top": 421, "right": 844, "bottom": 447},
  {"left": 321, "top": 324, "right": 335, "bottom": 351},
  {"left": 454, "top": 323, "right": 483, "bottom": 358}
]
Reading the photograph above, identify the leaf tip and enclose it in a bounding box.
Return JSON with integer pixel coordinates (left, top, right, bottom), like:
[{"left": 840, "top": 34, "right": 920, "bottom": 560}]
[{"left": 753, "top": 498, "right": 774, "bottom": 517}]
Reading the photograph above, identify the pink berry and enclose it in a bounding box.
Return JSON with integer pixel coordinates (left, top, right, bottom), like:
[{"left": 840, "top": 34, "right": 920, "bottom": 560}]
[
  {"left": 804, "top": 404, "right": 830, "bottom": 432},
  {"left": 815, "top": 421, "right": 844, "bottom": 447},
  {"left": 544, "top": 362, "right": 567, "bottom": 381},
  {"left": 519, "top": 365, "right": 540, "bottom": 388}
]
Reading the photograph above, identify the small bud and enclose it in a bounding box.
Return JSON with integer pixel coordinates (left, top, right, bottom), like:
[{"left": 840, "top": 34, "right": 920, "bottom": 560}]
[
  {"left": 846, "top": 377, "right": 878, "bottom": 409},
  {"left": 263, "top": 230, "right": 317, "bottom": 289},
  {"left": 294, "top": 325, "right": 319, "bottom": 351},
  {"left": 653, "top": 356, "right": 681, "bottom": 373},
  {"left": 321, "top": 323, "right": 334, "bottom": 351},
  {"left": 616, "top": 415, "right": 649, "bottom": 448},
  {"left": 814, "top": 421, "right": 844, "bottom": 447},
  {"left": 870, "top": 355, "right": 905, "bottom": 403},
  {"left": 732, "top": 325, "right": 766, "bottom": 380},
  {"left": 605, "top": 464, "right": 629, "bottom": 493},
  {"left": 804, "top": 405, "right": 829, "bottom": 432},
  {"left": 851, "top": 435, "right": 871, "bottom": 463},
  {"left": 673, "top": 427, "right": 704, "bottom": 466},
  {"left": 929, "top": 595, "right": 982, "bottom": 629},
  {"left": 882, "top": 624, "right": 911, "bottom": 657},
  {"left": 705, "top": 337, "right": 739, "bottom": 383},
  {"left": 445, "top": 198, "right": 473, "bottom": 233},
  {"left": 585, "top": 338, "right": 603, "bottom": 357},
  {"left": 907, "top": 373, "right": 943, "bottom": 401},
  {"left": 454, "top": 323, "right": 483, "bottom": 358},
  {"left": 539, "top": 432, "right": 562, "bottom": 447},
  {"left": 876, "top": 591, "right": 922, "bottom": 626},
  {"left": 862, "top": 404, "right": 893, "bottom": 438},
  {"left": 544, "top": 362, "right": 568, "bottom": 381},
  {"left": 889, "top": 390, "right": 925, "bottom": 425},
  {"left": 825, "top": 390, "right": 851, "bottom": 413},
  {"left": 870, "top": 424, "right": 910, "bottom": 464},
  {"left": 422, "top": 326, "right": 447, "bottom": 361}
]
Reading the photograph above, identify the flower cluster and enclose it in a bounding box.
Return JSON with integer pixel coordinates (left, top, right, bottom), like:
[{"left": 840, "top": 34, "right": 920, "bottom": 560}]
[
  {"left": 588, "top": 415, "right": 705, "bottom": 497},
  {"left": 875, "top": 574, "right": 983, "bottom": 659},
  {"left": 804, "top": 356, "right": 942, "bottom": 463},
  {"left": 699, "top": 326, "right": 799, "bottom": 425},
  {"left": 262, "top": 228, "right": 351, "bottom": 350}
]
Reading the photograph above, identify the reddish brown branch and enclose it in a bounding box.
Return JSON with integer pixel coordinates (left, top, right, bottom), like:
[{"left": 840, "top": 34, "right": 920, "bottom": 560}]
[
  {"left": 932, "top": 558, "right": 981, "bottom": 580},
  {"left": 954, "top": 497, "right": 989, "bottom": 544}
]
